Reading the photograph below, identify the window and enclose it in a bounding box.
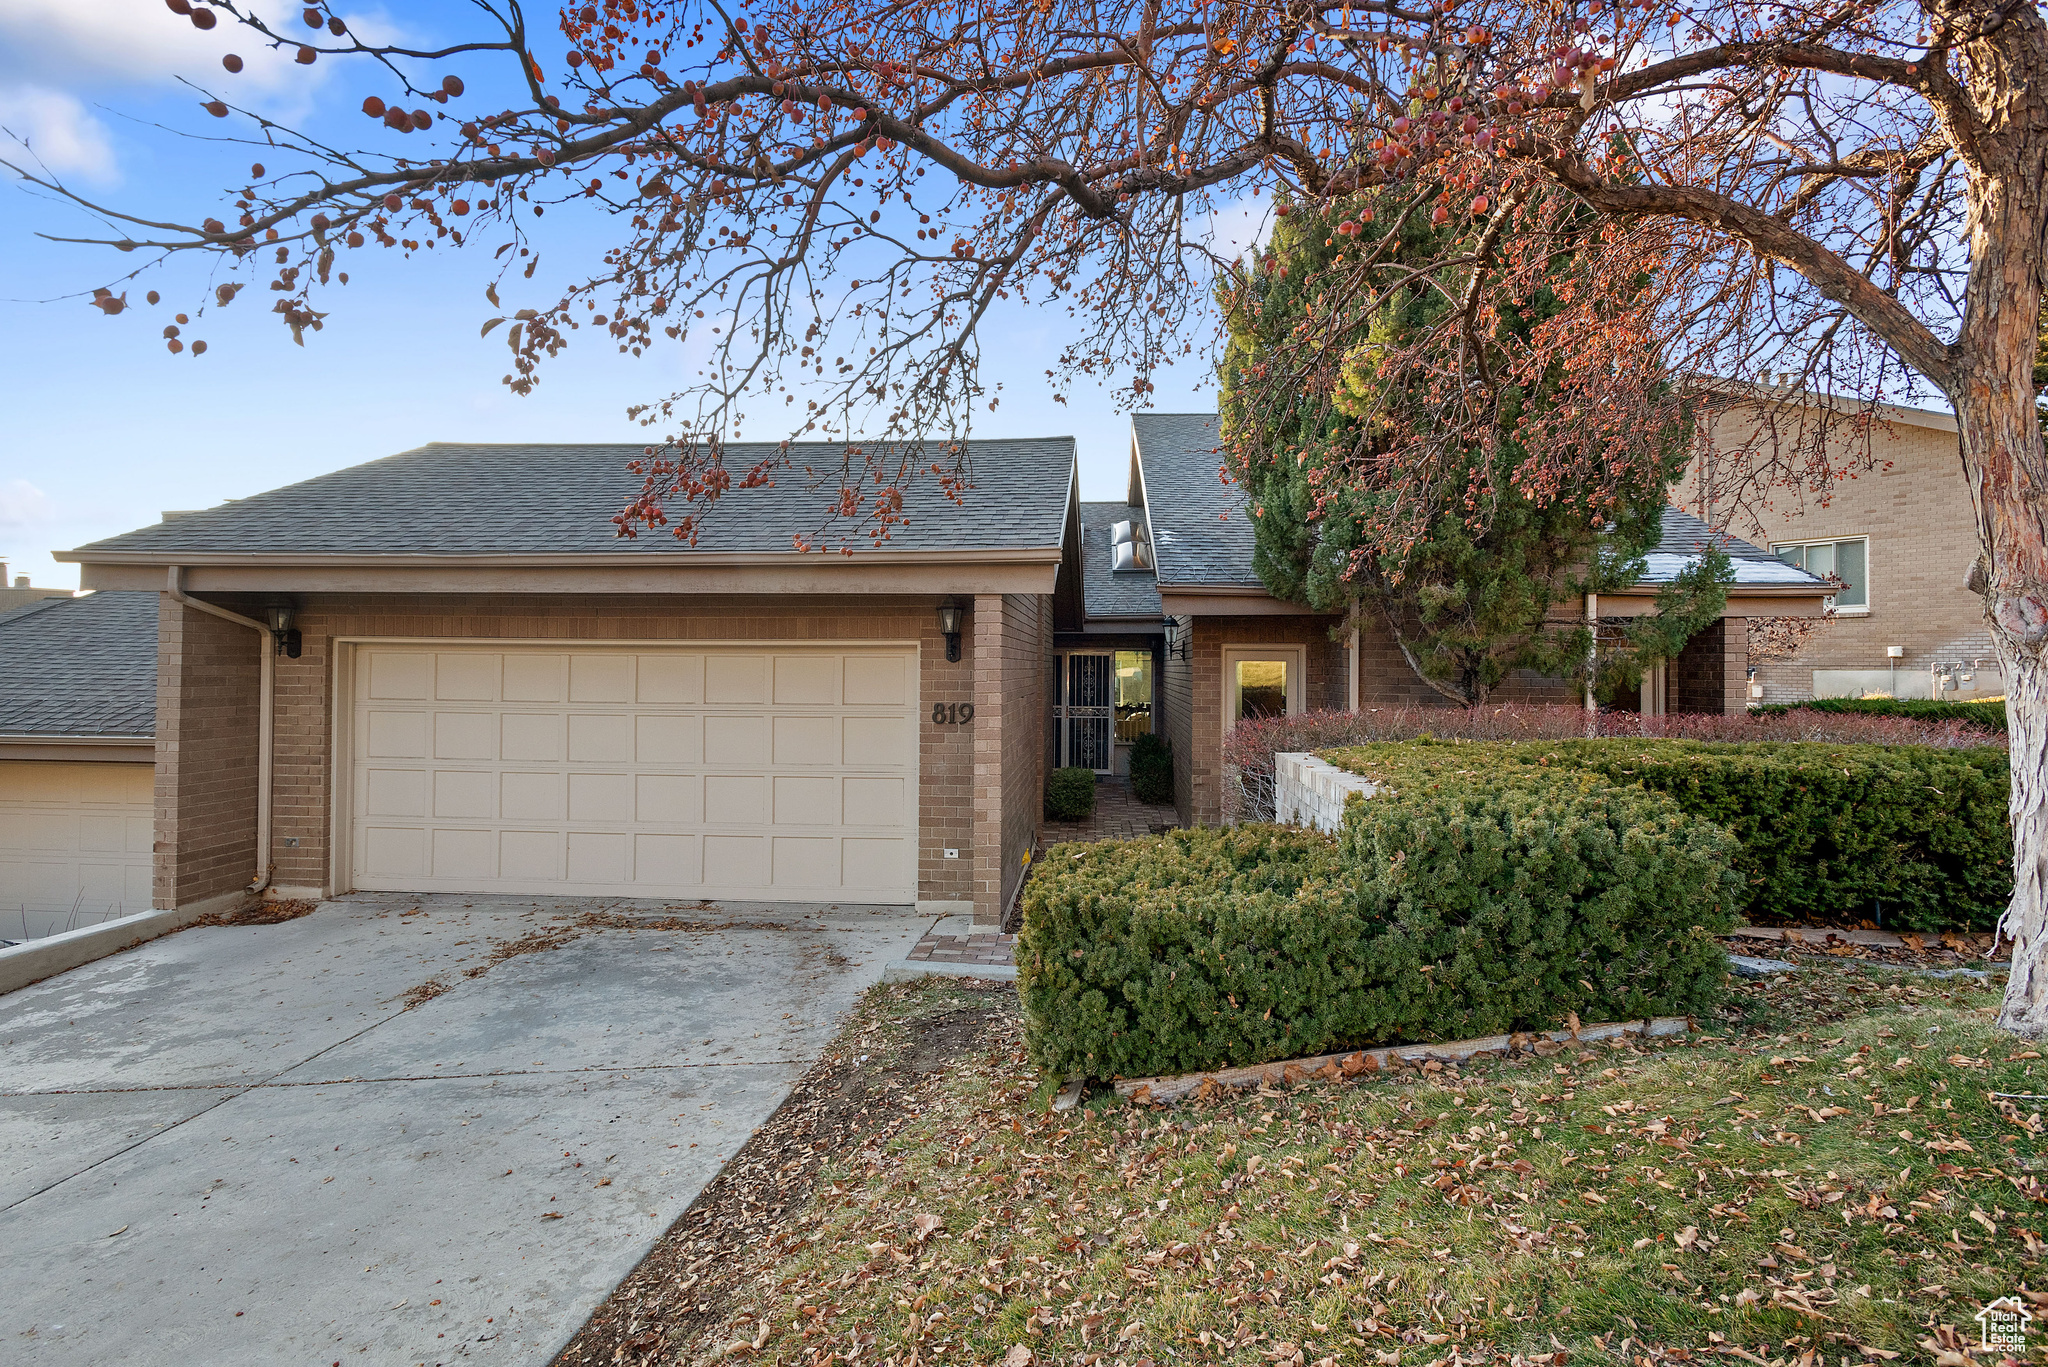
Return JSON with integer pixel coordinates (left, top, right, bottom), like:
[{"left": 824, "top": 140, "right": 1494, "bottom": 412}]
[
  {"left": 1113, "top": 650, "right": 1153, "bottom": 742},
  {"left": 1222, "top": 646, "right": 1305, "bottom": 731},
  {"left": 1774, "top": 537, "right": 1868, "bottom": 611}
]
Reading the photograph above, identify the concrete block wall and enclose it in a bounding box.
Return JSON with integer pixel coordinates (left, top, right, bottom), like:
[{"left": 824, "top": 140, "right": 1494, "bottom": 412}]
[
  {"left": 256, "top": 594, "right": 976, "bottom": 905},
  {"left": 1273, "top": 752, "right": 1377, "bottom": 834},
  {"left": 154, "top": 596, "right": 261, "bottom": 909}
]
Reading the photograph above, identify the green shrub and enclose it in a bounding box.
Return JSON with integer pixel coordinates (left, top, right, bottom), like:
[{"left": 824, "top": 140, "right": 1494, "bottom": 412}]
[
  {"left": 1129, "top": 733, "right": 1174, "bottom": 806},
  {"left": 1018, "top": 755, "right": 1741, "bottom": 1080},
  {"left": 1332, "top": 738, "right": 2010, "bottom": 932},
  {"left": 1753, "top": 696, "right": 2008, "bottom": 733},
  {"left": 1045, "top": 766, "right": 1097, "bottom": 821}
]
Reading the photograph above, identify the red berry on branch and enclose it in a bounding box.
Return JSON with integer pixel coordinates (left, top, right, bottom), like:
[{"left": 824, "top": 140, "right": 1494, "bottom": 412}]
[
  {"left": 362, "top": 95, "right": 386, "bottom": 117},
  {"left": 223, "top": 54, "right": 244, "bottom": 73},
  {"left": 190, "top": 9, "right": 216, "bottom": 29},
  {"left": 203, "top": 101, "right": 229, "bottom": 118}
]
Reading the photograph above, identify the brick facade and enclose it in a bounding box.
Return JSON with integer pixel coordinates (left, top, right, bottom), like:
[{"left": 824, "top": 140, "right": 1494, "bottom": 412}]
[
  {"left": 1689, "top": 409, "right": 1993, "bottom": 703},
  {"left": 165, "top": 592, "right": 1035, "bottom": 912},
  {"left": 1667, "top": 618, "right": 1750, "bottom": 714},
  {"left": 972, "top": 593, "right": 1053, "bottom": 925},
  {"left": 154, "top": 598, "right": 261, "bottom": 909}
]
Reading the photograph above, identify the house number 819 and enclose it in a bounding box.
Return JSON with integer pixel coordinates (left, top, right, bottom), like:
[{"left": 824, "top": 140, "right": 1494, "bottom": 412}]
[{"left": 931, "top": 703, "right": 975, "bottom": 725}]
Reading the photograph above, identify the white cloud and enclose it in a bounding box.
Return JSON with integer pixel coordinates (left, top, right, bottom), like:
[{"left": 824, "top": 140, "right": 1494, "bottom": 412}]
[
  {"left": 0, "top": 86, "right": 117, "bottom": 182},
  {"left": 0, "top": 479, "right": 56, "bottom": 530}
]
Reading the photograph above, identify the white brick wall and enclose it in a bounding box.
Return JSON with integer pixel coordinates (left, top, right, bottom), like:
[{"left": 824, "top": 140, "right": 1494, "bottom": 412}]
[{"left": 1274, "top": 752, "right": 1378, "bottom": 834}]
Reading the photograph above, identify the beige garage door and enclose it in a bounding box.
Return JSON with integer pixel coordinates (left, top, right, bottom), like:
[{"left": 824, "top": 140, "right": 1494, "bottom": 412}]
[
  {"left": 348, "top": 644, "right": 920, "bottom": 903},
  {"left": 0, "top": 761, "right": 155, "bottom": 941}
]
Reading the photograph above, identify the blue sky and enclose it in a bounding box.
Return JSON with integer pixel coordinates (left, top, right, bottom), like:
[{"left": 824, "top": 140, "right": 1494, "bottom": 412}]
[{"left": 0, "top": 2, "right": 1251, "bottom": 589}]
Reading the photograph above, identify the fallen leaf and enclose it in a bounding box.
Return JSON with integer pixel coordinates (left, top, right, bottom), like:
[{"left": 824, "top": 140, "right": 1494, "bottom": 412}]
[
  {"left": 1005, "top": 1347, "right": 1034, "bottom": 1367},
  {"left": 540, "top": 1211, "right": 565, "bottom": 1220},
  {"left": 914, "top": 1212, "right": 944, "bottom": 1242}
]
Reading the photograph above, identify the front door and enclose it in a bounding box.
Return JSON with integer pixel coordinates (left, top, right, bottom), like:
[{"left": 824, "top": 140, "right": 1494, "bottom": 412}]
[{"left": 1056, "top": 652, "right": 1115, "bottom": 772}]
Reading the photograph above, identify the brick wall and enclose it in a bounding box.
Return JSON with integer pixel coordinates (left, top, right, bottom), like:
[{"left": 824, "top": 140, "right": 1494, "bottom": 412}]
[
  {"left": 1185, "top": 614, "right": 1349, "bottom": 827},
  {"left": 259, "top": 594, "right": 976, "bottom": 904},
  {"left": 998, "top": 593, "right": 1051, "bottom": 921},
  {"left": 1667, "top": 619, "right": 1750, "bottom": 714},
  {"left": 1162, "top": 620, "right": 1195, "bottom": 826},
  {"left": 1688, "top": 412, "right": 1993, "bottom": 703},
  {"left": 154, "top": 596, "right": 261, "bottom": 908}
]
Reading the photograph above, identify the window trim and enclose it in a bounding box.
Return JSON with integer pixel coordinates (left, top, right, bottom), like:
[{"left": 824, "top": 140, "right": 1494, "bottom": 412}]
[
  {"left": 1221, "top": 644, "right": 1306, "bottom": 736},
  {"left": 1771, "top": 534, "right": 1871, "bottom": 615}
]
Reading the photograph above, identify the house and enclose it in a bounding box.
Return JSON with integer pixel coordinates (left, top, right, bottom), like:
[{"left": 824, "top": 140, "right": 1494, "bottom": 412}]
[
  {"left": 0, "top": 591, "right": 159, "bottom": 940},
  {"left": 1123, "top": 415, "right": 1830, "bottom": 827},
  {"left": 0, "top": 561, "right": 76, "bottom": 611},
  {"left": 7, "top": 420, "right": 1825, "bottom": 939},
  {"left": 51, "top": 440, "right": 1077, "bottom": 930},
  {"left": 1686, "top": 393, "right": 1996, "bottom": 703}
]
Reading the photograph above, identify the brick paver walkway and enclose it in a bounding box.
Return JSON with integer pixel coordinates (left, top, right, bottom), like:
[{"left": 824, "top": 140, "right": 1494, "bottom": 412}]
[{"left": 902, "top": 778, "right": 1179, "bottom": 968}]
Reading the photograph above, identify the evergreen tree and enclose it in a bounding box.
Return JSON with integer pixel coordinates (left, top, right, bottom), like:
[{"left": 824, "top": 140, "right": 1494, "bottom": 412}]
[{"left": 1218, "top": 190, "right": 1729, "bottom": 706}]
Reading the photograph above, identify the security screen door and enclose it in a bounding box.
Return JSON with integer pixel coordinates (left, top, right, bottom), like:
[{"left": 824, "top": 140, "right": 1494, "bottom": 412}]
[{"left": 1057, "top": 652, "right": 1115, "bottom": 772}]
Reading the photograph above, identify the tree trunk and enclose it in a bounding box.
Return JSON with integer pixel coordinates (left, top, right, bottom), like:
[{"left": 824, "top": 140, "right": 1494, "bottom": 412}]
[{"left": 1998, "top": 647, "right": 2048, "bottom": 1036}]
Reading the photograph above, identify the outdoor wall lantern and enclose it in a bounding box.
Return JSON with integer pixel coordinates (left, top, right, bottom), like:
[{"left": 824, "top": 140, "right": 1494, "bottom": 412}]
[
  {"left": 1162, "top": 614, "right": 1189, "bottom": 661},
  {"left": 937, "top": 599, "right": 965, "bottom": 663},
  {"left": 265, "top": 603, "right": 302, "bottom": 659}
]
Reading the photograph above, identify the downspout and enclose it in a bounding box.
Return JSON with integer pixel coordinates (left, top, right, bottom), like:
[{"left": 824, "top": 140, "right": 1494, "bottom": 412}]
[
  {"left": 167, "top": 568, "right": 274, "bottom": 896},
  {"left": 1584, "top": 592, "right": 1599, "bottom": 735}
]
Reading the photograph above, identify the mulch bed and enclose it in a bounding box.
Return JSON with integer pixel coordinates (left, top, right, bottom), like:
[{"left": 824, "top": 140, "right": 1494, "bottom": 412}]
[{"left": 550, "top": 981, "right": 1015, "bottom": 1367}]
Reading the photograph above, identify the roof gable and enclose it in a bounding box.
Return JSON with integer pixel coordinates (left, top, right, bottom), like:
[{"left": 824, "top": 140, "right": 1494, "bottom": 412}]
[{"left": 1129, "top": 414, "right": 1260, "bottom": 589}]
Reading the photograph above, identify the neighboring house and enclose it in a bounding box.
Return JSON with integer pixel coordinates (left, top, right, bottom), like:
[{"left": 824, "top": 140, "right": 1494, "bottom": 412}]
[
  {"left": 0, "top": 592, "right": 159, "bottom": 941},
  {"left": 12, "top": 421, "right": 1825, "bottom": 932},
  {"left": 0, "top": 561, "right": 76, "bottom": 612},
  {"left": 1689, "top": 395, "right": 1996, "bottom": 703}
]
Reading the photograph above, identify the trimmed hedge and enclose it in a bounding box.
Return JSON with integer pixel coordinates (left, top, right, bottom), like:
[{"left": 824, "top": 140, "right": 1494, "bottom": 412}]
[
  {"left": 1753, "top": 696, "right": 2008, "bottom": 732},
  {"left": 1018, "top": 754, "right": 1741, "bottom": 1080},
  {"left": 1330, "top": 738, "right": 2010, "bottom": 932},
  {"left": 1046, "top": 766, "right": 1097, "bottom": 820},
  {"left": 1130, "top": 733, "right": 1174, "bottom": 806}
]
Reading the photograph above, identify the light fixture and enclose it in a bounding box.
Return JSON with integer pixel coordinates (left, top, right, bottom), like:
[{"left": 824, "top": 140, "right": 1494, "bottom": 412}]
[
  {"left": 937, "top": 599, "right": 964, "bottom": 663},
  {"left": 265, "top": 603, "right": 302, "bottom": 659},
  {"left": 1162, "top": 615, "right": 1189, "bottom": 660}
]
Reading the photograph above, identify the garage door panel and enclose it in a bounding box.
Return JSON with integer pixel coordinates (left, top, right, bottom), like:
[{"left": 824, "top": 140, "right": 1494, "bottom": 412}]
[
  {"left": 773, "top": 715, "right": 838, "bottom": 765},
  {"left": 568, "top": 713, "right": 631, "bottom": 762},
  {"left": 361, "top": 825, "right": 426, "bottom": 879},
  {"left": 431, "top": 828, "right": 496, "bottom": 880},
  {"left": 843, "top": 655, "right": 910, "bottom": 706},
  {"left": 634, "top": 773, "right": 701, "bottom": 825},
  {"left": 434, "top": 712, "right": 496, "bottom": 760},
  {"left": 570, "top": 654, "right": 634, "bottom": 703},
  {"left": 635, "top": 654, "right": 701, "bottom": 703},
  {"left": 568, "top": 772, "right": 631, "bottom": 823},
  {"left": 367, "top": 651, "right": 432, "bottom": 700},
  {"left": 773, "top": 775, "right": 838, "bottom": 826},
  {"left": 351, "top": 644, "right": 917, "bottom": 902},
  {"left": 773, "top": 654, "right": 840, "bottom": 705},
  {"left": 428, "top": 769, "right": 490, "bottom": 819},
  {"left": 499, "top": 713, "right": 563, "bottom": 761},
  {"left": 436, "top": 652, "right": 499, "bottom": 701},
  {"left": 567, "top": 831, "right": 629, "bottom": 882},
  {"left": 633, "top": 833, "right": 699, "bottom": 885},
  {"left": 635, "top": 715, "right": 701, "bottom": 764},
  {"left": 705, "top": 655, "right": 769, "bottom": 705},
  {"left": 502, "top": 654, "right": 565, "bottom": 702},
  {"left": 842, "top": 838, "right": 911, "bottom": 890},
  {"left": 366, "top": 711, "right": 428, "bottom": 759},
  {"left": 367, "top": 768, "right": 429, "bottom": 817},
  {"left": 78, "top": 815, "right": 128, "bottom": 854},
  {"left": 0, "top": 758, "right": 159, "bottom": 935},
  {"left": 124, "top": 814, "right": 153, "bottom": 854},
  {"left": 500, "top": 831, "right": 562, "bottom": 882},
  {"left": 703, "top": 774, "right": 767, "bottom": 824},
  {"left": 842, "top": 777, "right": 906, "bottom": 827},
  {"left": 844, "top": 716, "right": 909, "bottom": 767},
  {"left": 703, "top": 834, "right": 768, "bottom": 887}
]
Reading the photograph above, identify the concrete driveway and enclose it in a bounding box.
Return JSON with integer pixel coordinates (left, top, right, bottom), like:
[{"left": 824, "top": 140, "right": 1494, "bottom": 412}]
[{"left": 0, "top": 893, "right": 930, "bottom": 1365}]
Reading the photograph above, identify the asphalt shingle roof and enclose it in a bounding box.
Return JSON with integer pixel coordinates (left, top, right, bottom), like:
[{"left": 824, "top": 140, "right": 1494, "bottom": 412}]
[
  {"left": 0, "top": 592, "right": 158, "bottom": 737},
  {"left": 1079, "top": 501, "right": 1163, "bottom": 621},
  {"left": 1130, "top": 414, "right": 1260, "bottom": 589},
  {"left": 1639, "top": 505, "right": 1828, "bottom": 587},
  {"left": 71, "top": 439, "right": 1076, "bottom": 558},
  {"left": 1132, "top": 415, "right": 1829, "bottom": 595}
]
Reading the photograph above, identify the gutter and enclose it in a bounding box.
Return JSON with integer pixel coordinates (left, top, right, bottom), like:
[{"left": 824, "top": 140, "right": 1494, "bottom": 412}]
[
  {"left": 59, "top": 546, "right": 1066, "bottom": 568},
  {"left": 165, "top": 568, "right": 274, "bottom": 897}
]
